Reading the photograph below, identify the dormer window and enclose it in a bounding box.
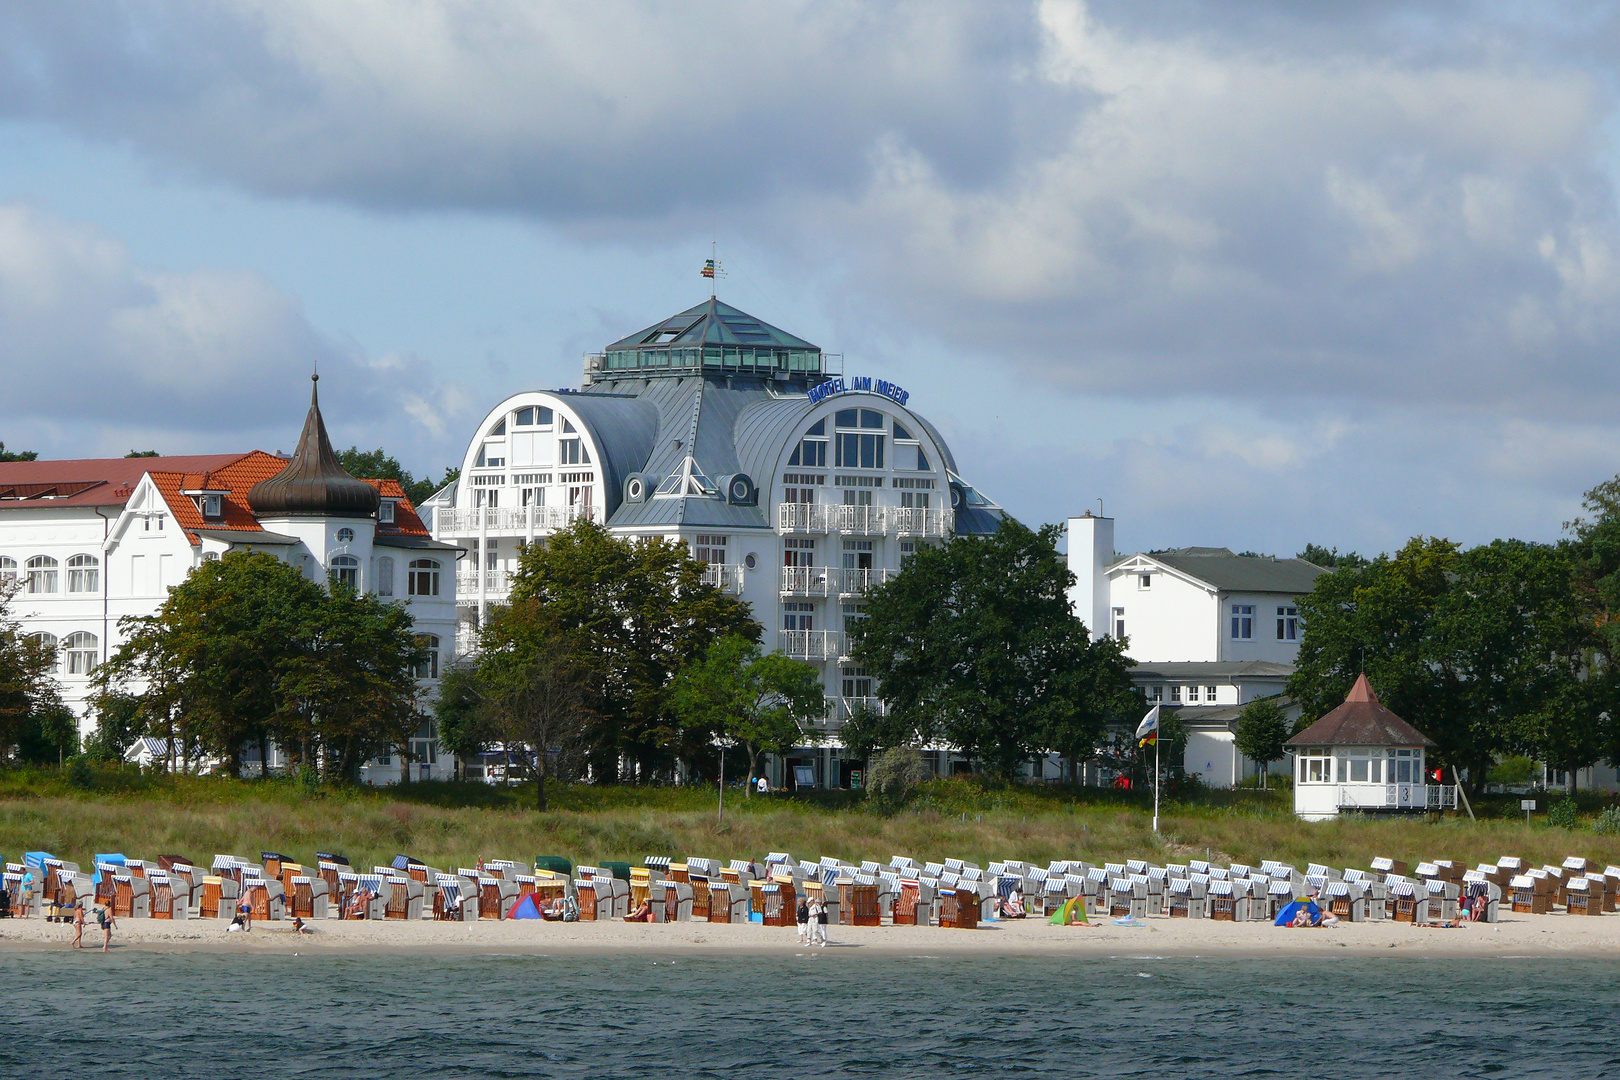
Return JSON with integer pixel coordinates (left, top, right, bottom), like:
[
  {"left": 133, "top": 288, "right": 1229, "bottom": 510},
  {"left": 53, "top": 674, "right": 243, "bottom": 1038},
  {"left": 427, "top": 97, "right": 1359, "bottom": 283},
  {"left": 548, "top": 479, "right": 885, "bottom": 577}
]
[
  {"left": 202, "top": 494, "right": 222, "bottom": 519},
  {"left": 379, "top": 501, "right": 396, "bottom": 525},
  {"left": 336, "top": 527, "right": 356, "bottom": 543}
]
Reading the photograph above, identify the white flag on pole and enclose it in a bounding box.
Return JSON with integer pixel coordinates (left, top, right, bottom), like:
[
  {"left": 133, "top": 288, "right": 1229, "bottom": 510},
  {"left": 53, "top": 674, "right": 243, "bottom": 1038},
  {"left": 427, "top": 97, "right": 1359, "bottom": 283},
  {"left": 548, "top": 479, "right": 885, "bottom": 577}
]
[{"left": 1135, "top": 705, "right": 1160, "bottom": 743}]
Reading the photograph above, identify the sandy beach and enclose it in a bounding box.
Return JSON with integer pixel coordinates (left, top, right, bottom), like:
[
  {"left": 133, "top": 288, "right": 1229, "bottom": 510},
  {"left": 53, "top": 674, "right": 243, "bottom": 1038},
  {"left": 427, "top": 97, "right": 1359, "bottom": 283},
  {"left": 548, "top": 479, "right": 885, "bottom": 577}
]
[{"left": 4, "top": 910, "right": 1618, "bottom": 958}]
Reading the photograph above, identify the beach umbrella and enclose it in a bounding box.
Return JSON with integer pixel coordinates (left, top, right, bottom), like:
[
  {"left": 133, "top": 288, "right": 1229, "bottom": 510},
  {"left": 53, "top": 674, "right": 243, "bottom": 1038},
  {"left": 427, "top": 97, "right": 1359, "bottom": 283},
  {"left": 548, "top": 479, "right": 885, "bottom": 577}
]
[{"left": 1274, "top": 899, "right": 1323, "bottom": 926}]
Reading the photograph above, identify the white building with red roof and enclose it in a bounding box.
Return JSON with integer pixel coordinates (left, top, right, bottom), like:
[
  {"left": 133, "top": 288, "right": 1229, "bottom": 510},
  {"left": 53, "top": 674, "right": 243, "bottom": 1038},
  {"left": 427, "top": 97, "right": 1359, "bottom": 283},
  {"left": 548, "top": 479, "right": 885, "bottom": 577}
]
[{"left": 0, "top": 377, "right": 458, "bottom": 781}]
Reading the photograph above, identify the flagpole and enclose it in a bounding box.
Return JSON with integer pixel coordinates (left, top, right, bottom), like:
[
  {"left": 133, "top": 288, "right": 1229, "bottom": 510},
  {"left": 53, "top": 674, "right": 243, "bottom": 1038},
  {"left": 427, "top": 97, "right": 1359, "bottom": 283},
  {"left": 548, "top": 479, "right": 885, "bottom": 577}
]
[{"left": 1153, "top": 733, "right": 1161, "bottom": 833}]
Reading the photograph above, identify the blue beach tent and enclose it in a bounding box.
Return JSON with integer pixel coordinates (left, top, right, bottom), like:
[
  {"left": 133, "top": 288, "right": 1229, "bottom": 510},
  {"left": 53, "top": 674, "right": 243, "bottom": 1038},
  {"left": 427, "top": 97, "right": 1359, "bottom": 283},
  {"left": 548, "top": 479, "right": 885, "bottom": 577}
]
[
  {"left": 507, "top": 894, "right": 544, "bottom": 920},
  {"left": 1274, "top": 899, "right": 1322, "bottom": 926}
]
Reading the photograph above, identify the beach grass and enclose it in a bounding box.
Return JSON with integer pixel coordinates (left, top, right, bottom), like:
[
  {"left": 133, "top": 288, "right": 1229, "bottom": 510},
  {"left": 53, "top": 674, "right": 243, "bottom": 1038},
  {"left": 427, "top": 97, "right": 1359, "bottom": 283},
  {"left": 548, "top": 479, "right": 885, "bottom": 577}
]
[{"left": 3, "top": 766, "right": 1619, "bottom": 875}]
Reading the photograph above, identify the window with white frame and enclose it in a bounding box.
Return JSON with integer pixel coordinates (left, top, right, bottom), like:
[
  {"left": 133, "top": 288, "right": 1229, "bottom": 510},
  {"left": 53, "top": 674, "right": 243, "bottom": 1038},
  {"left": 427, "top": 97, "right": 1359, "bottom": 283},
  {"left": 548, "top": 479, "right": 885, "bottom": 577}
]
[
  {"left": 377, "top": 556, "right": 395, "bottom": 597},
  {"left": 1296, "top": 747, "right": 1331, "bottom": 784},
  {"left": 1231, "top": 604, "right": 1254, "bottom": 639},
  {"left": 514, "top": 405, "right": 554, "bottom": 428},
  {"left": 1186, "top": 685, "right": 1199, "bottom": 703},
  {"left": 1138, "top": 572, "right": 1152, "bottom": 590},
  {"left": 25, "top": 632, "right": 57, "bottom": 668},
  {"left": 693, "top": 534, "right": 728, "bottom": 564},
  {"left": 63, "top": 631, "right": 98, "bottom": 676},
  {"left": 1113, "top": 607, "right": 1125, "bottom": 638},
  {"left": 66, "top": 554, "right": 99, "bottom": 594},
  {"left": 1170, "top": 685, "right": 1182, "bottom": 703},
  {"left": 1335, "top": 751, "right": 1385, "bottom": 784},
  {"left": 0, "top": 556, "right": 14, "bottom": 583},
  {"left": 408, "top": 558, "right": 441, "bottom": 597},
  {"left": 201, "top": 493, "right": 223, "bottom": 519},
  {"left": 330, "top": 555, "right": 359, "bottom": 589},
  {"left": 1277, "top": 605, "right": 1299, "bottom": 641},
  {"left": 1150, "top": 685, "right": 1163, "bottom": 702},
  {"left": 1206, "top": 685, "right": 1219, "bottom": 702},
  {"left": 336, "top": 527, "right": 355, "bottom": 543},
  {"left": 782, "top": 602, "right": 814, "bottom": 631},
  {"left": 559, "top": 438, "right": 587, "bottom": 465},
  {"left": 413, "top": 634, "right": 440, "bottom": 680},
  {"left": 841, "top": 665, "right": 872, "bottom": 699},
  {"left": 378, "top": 500, "right": 395, "bottom": 524},
  {"left": 788, "top": 418, "right": 829, "bottom": 468},
  {"left": 834, "top": 409, "right": 885, "bottom": 469},
  {"left": 25, "top": 556, "right": 58, "bottom": 594},
  {"left": 783, "top": 538, "right": 815, "bottom": 567}
]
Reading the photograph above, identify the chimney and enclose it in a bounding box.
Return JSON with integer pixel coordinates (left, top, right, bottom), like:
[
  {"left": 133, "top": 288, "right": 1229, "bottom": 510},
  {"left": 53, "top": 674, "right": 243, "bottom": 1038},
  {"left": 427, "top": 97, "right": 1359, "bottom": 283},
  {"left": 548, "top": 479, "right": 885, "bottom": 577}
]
[{"left": 1067, "top": 513, "right": 1115, "bottom": 642}]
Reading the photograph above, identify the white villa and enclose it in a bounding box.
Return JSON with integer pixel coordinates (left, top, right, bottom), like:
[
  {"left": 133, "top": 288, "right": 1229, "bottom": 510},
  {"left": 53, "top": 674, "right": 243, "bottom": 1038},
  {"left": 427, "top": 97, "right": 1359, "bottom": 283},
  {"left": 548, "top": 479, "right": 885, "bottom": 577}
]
[
  {"left": 1067, "top": 513, "right": 1325, "bottom": 787},
  {"left": 0, "top": 378, "right": 458, "bottom": 782}
]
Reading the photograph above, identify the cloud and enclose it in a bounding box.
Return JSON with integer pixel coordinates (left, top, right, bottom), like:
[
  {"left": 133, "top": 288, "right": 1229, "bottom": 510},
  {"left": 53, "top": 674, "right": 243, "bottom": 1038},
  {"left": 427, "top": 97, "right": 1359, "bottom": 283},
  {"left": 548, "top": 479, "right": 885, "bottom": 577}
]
[{"left": 0, "top": 200, "right": 473, "bottom": 468}]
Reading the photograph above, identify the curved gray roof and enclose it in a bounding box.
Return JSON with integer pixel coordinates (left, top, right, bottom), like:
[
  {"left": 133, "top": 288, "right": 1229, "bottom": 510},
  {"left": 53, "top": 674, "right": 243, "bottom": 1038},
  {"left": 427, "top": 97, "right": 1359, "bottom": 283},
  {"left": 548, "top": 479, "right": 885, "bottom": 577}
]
[{"left": 557, "top": 392, "right": 659, "bottom": 521}]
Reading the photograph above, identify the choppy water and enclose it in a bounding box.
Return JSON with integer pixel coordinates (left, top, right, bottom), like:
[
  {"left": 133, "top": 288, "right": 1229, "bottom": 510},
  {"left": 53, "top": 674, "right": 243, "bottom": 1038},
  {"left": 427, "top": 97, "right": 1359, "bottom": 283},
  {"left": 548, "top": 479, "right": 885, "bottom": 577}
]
[{"left": 3, "top": 950, "right": 1615, "bottom": 1076}]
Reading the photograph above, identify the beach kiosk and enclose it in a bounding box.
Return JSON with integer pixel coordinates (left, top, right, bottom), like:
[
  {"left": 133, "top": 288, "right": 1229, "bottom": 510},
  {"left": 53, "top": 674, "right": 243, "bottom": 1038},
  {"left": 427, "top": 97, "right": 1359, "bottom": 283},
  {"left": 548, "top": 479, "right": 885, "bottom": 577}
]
[{"left": 1285, "top": 675, "right": 1454, "bottom": 821}]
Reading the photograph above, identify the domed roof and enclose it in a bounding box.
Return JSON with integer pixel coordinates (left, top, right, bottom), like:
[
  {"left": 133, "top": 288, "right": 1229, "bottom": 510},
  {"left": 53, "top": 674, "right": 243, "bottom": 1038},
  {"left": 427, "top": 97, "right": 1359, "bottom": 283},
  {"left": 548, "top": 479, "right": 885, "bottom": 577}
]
[{"left": 247, "top": 376, "right": 380, "bottom": 518}]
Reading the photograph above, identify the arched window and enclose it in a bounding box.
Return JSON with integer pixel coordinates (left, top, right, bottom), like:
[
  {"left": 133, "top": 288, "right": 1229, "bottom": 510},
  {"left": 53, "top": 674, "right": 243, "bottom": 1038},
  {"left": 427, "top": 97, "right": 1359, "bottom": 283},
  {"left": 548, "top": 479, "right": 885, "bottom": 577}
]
[
  {"left": 336, "top": 527, "right": 356, "bottom": 543},
  {"left": 25, "top": 556, "right": 58, "bottom": 595},
  {"left": 0, "top": 556, "right": 14, "bottom": 583},
  {"left": 25, "top": 632, "right": 57, "bottom": 670},
  {"left": 408, "top": 558, "right": 441, "bottom": 597},
  {"left": 329, "top": 555, "right": 360, "bottom": 589},
  {"left": 413, "top": 634, "right": 440, "bottom": 679},
  {"left": 67, "top": 554, "right": 100, "bottom": 594},
  {"left": 63, "top": 631, "right": 98, "bottom": 676},
  {"left": 377, "top": 555, "right": 395, "bottom": 597}
]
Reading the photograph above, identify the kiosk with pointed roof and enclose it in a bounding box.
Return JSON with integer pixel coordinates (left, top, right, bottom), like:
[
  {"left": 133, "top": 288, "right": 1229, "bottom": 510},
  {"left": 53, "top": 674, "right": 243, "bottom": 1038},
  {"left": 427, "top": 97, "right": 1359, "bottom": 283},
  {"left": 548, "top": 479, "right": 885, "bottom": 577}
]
[{"left": 1285, "top": 674, "right": 1455, "bottom": 820}]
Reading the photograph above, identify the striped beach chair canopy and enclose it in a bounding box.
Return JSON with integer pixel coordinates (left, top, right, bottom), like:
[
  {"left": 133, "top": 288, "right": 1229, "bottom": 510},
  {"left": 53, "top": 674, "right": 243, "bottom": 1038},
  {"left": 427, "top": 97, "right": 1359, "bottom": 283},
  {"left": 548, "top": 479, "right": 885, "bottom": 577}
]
[
  {"left": 1497, "top": 856, "right": 1523, "bottom": 872},
  {"left": 357, "top": 874, "right": 384, "bottom": 894},
  {"left": 260, "top": 851, "right": 290, "bottom": 864},
  {"left": 1370, "top": 857, "right": 1397, "bottom": 873},
  {"left": 944, "top": 858, "right": 965, "bottom": 872},
  {"left": 1208, "top": 879, "right": 1234, "bottom": 897},
  {"left": 854, "top": 873, "right": 876, "bottom": 887},
  {"left": 1388, "top": 878, "right": 1417, "bottom": 897},
  {"left": 1563, "top": 856, "right": 1588, "bottom": 873},
  {"left": 996, "top": 875, "right": 1020, "bottom": 899},
  {"left": 1189, "top": 860, "right": 1211, "bottom": 875},
  {"left": 1168, "top": 877, "right": 1193, "bottom": 896},
  {"left": 923, "top": 862, "right": 945, "bottom": 877},
  {"left": 1268, "top": 879, "right": 1293, "bottom": 897},
  {"left": 860, "top": 861, "right": 881, "bottom": 875},
  {"left": 728, "top": 859, "right": 753, "bottom": 873},
  {"left": 315, "top": 851, "right": 349, "bottom": 865},
  {"left": 1414, "top": 862, "right": 1439, "bottom": 878},
  {"left": 1228, "top": 863, "right": 1252, "bottom": 878},
  {"left": 1209, "top": 867, "right": 1230, "bottom": 881},
  {"left": 1085, "top": 867, "right": 1108, "bottom": 884},
  {"left": 439, "top": 880, "right": 463, "bottom": 908},
  {"left": 1166, "top": 864, "right": 1188, "bottom": 878},
  {"left": 1046, "top": 861, "right": 1070, "bottom": 876},
  {"left": 1190, "top": 872, "right": 1211, "bottom": 886}
]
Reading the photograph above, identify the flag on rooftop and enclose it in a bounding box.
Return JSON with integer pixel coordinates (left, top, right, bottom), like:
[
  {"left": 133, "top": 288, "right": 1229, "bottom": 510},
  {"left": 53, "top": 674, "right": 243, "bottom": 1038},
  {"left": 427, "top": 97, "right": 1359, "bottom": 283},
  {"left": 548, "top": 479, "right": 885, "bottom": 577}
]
[{"left": 701, "top": 258, "right": 719, "bottom": 279}]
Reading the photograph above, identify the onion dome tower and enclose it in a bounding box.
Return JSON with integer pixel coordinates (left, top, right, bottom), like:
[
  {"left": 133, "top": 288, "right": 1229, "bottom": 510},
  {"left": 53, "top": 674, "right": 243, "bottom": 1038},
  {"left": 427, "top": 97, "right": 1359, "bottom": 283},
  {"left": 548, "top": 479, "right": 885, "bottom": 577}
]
[{"left": 247, "top": 374, "right": 380, "bottom": 518}]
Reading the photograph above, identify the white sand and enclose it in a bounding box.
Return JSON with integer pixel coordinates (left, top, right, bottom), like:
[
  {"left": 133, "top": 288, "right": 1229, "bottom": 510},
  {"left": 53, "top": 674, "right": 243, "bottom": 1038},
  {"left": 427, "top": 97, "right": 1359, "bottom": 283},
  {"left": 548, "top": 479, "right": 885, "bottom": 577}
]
[{"left": 3, "top": 910, "right": 1617, "bottom": 958}]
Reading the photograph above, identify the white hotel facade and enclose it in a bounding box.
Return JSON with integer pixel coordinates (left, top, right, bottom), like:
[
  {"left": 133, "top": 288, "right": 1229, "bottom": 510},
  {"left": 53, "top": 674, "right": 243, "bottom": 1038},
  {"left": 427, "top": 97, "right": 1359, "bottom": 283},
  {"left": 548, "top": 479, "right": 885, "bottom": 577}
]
[{"left": 423, "top": 297, "right": 1006, "bottom": 786}]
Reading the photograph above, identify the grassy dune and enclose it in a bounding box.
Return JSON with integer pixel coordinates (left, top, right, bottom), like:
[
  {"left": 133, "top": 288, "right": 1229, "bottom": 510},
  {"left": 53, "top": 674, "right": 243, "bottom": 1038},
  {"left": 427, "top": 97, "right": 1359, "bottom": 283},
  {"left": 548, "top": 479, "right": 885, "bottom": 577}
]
[{"left": 3, "top": 767, "right": 1619, "bottom": 876}]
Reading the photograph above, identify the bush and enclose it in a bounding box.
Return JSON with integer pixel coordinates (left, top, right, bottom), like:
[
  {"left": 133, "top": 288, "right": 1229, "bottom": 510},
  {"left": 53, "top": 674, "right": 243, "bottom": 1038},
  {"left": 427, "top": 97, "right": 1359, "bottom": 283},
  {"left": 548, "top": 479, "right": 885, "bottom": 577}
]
[
  {"left": 65, "top": 754, "right": 95, "bottom": 790},
  {"left": 866, "top": 747, "right": 931, "bottom": 810},
  {"left": 1488, "top": 756, "right": 1538, "bottom": 786},
  {"left": 1548, "top": 797, "right": 1580, "bottom": 829},
  {"left": 1592, "top": 805, "right": 1620, "bottom": 836}
]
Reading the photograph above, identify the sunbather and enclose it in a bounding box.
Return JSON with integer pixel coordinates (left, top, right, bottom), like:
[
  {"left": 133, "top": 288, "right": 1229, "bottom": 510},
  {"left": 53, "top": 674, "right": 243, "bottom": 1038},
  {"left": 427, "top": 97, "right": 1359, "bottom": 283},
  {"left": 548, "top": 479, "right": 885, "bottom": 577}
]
[
  {"left": 71, "top": 903, "right": 85, "bottom": 949},
  {"left": 538, "top": 896, "right": 573, "bottom": 921},
  {"left": 624, "top": 899, "right": 654, "bottom": 922},
  {"left": 999, "top": 891, "right": 1026, "bottom": 919},
  {"left": 345, "top": 889, "right": 374, "bottom": 919}
]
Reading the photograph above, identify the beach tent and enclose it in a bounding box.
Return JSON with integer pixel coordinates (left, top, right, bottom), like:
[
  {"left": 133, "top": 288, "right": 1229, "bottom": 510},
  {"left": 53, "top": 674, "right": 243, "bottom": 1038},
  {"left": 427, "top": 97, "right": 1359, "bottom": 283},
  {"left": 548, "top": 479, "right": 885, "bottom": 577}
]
[
  {"left": 507, "top": 893, "right": 545, "bottom": 920},
  {"left": 1273, "top": 899, "right": 1322, "bottom": 926},
  {"left": 1047, "top": 896, "right": 1088, "bottom": 925}
]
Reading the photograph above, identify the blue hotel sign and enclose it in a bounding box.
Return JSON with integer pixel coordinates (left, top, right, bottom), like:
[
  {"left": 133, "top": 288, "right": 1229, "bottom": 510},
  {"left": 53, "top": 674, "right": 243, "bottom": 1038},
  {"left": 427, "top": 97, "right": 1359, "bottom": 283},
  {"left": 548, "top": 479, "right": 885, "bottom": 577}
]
[{"left": 808, "top": 375, "right": 909, "bottom": 407}]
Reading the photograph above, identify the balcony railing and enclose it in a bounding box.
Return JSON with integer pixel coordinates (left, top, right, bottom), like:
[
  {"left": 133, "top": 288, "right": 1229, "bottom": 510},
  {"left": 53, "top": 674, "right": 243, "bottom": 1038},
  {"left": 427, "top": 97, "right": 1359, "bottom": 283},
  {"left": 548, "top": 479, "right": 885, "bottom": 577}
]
[
  {"left": 456, "top": 569, "right": 511, "bottom": 595},
  {"left": 824, "top": 696, "right": 886, "bottom": 722},
  {"left": 781, "top": 565, "right": 834, "bottom": 596},
  {"left": 779, "top": 629, "right": 846, "bottom": 661},
  {"left": 436, "top": 505, "right": 602, "bottom": 536},
  {"left": 776, "top": 502, "right": 955, "bottom": 538},
  {"left": 700, "top": 562, "right": 745, "bottom": 595},
  {"left": 1335, "top": 784, "right": 1456, "bottom": 811},
  {"left": 837, "top": 567, "right": 896, "bottom": 595}
]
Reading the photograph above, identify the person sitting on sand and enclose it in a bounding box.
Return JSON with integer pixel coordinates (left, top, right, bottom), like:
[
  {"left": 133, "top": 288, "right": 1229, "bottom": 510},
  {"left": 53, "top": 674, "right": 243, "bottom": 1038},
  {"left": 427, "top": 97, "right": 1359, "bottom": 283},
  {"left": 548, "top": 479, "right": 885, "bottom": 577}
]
[
  {"left": 1000, "top": 890, "right": 1026, "bottom": 919},
  {"left": 624, "top": 899, "right": 654, "bottom": 922},
  {"left": 71, "top": 902, "right": 85, "bottom": 949},
  {"left": 291, "top": 916, "right": 312, "bottom": 934},
  {"left": 228, "top": 914, "right": 245, "bottom": 933},
  {"left": 538, "top": 896, "right": 573, "bottom": 921},
  {"left": 1290, "top": 907, "right": 1319, "bottom": 928}
]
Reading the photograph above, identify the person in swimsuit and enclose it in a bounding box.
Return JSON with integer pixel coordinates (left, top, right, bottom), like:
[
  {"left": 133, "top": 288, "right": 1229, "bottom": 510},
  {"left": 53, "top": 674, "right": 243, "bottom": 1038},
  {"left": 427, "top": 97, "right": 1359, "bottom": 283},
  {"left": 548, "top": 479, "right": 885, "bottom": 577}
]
[{"left": 71, "top": 903, "right": 85, "bottom": 949}]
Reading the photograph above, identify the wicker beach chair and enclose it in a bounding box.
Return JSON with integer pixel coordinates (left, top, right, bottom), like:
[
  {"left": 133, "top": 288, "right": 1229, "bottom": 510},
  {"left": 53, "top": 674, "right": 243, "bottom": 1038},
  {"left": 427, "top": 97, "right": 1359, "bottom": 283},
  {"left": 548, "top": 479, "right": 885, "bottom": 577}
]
[
  {"left": 1167, "top": 876, "right": 1205, "bottom": 918},
  {"left": 1387, "top": 877, "right": 1425, "bottom": 922},
  {"left": 1566, "top": 875, "right": 1603, "bottom": 916}
]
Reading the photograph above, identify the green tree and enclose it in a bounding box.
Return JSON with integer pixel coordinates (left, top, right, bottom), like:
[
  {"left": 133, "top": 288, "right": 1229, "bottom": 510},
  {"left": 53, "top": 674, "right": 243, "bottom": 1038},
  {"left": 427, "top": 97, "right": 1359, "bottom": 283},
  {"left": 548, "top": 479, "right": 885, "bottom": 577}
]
[
  {"left": 475, "top": 600, "right": 595, "bottom": 809},
  {"left": 1297, "top": 543, "right": 1369, "bottom": 571},
  {"left": 277, "top": 582, "right": 426, "bottom": 782},
  {"left": 335, "top": 446, "right": 459, "bottom": 506},
  {"left": 1233, "top": 696, "right": 1290, "bottom": 788},
  {"left": 670, "top": 633, "right": 823, "bottom": 794},
  {"left": 83, "top": 692, "right": 145, "bottom": 762},
  {"left": 0, "top": 581, "right": 67, "bottom": 763},
  {"left": 508, "top": 519, "right": 758, "bottom": 780},
  {"left": 852, "top": 520, "right": 1135, "bottom": 779},
  {"left": 0, "top": 442, "right": 37, "bottom": 462},
  {"left": 125, "top": 450, "right": 160, "bottom": 458},
  {"left": 434, "top": 666, "right": 494, "bottom": 779}
]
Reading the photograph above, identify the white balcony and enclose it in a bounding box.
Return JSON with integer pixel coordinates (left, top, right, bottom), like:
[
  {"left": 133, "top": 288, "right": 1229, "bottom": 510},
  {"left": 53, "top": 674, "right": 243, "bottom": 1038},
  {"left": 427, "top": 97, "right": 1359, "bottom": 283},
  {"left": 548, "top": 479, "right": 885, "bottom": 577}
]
[
  {"left": 700, "top": 562, "right": 745, "bottom": 595},
  {"left": 836, "top": 567, "right": 896, "bottom": 595},
  {"left": 890, "top": 507, "right": 953, "bottom": 538},
  {"left": 778, "top": 503, "right": 833, "bottom": 533},
  {"left": 456, "top": 569, "right": 511, "bottom": 595},
  {"left": 779, "top": 629, "right": 846, "bottom": 661},
  {"left": 1334, "top": 784, "right": 1456, "bottom": 811},
  {"left": 824, "top": 696, "right": 886, "bottom": 721},
  {"left": 781, "top": 565, "right": 834, "bottom": 597},
  {"left": 832, "top": 505, "right": 884, "bottom": 535},
  {"left": 435, "top": 505, "right": 602, "bottom": 537}
]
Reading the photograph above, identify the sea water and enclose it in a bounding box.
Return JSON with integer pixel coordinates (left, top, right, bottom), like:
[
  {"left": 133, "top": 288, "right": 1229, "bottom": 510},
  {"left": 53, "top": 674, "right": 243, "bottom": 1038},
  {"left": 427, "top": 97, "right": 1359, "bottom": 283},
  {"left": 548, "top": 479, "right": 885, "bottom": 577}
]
[{"left": 2, "top": 951, "right": 1615, "bottom": 1076}]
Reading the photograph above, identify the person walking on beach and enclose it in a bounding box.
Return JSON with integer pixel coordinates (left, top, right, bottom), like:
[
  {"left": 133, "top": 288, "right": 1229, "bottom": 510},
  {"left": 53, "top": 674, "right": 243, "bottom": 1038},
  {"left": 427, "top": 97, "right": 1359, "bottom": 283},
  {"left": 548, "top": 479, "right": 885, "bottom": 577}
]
[
  {"left": 796, "top": 897, "right": 811, "bottom": 945},
  {"left": 95, "top": 905, "right": 115, "bottom": 952},
  {"left": 809, "top": 895, "right": 828, "bottom": 946},
  {"left": 70, "top": 902, "right": 85, "bottom": 949}
]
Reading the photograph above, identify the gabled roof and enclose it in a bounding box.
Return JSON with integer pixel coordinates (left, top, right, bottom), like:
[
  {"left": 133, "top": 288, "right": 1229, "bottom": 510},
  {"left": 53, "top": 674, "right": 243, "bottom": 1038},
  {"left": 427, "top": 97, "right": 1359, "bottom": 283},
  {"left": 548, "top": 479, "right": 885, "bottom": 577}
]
[
  {"left": 605, "top": 297, "right": 819, "bottom": 352},
  {"left": 151, "top": 460, "right": 429, "bottom": 547},
  {"left": 1122, "top": 548, "right": 1324, "bottom": 595},
  {"left": 1285, "top": 675, "right": 1435, "bottom": 748},
  {"left": 0, "top": 454, "right": 247, "bottom": 508}
]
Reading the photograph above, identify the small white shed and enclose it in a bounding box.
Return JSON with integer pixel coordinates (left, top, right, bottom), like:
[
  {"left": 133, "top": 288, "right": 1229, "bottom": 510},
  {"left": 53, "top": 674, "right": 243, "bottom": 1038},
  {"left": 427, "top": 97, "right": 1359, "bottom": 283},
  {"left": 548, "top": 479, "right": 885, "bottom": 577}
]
[{"left": 1285, "top": 675, "right": 1452, "bottom": 821}]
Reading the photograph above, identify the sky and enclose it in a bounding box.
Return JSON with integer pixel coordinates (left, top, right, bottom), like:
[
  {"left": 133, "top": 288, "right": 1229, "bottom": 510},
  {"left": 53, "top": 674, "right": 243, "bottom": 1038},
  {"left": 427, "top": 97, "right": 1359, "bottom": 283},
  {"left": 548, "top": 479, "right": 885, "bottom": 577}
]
[{"left": 2, "top": 0, "right": 1619, "bottom": 558}]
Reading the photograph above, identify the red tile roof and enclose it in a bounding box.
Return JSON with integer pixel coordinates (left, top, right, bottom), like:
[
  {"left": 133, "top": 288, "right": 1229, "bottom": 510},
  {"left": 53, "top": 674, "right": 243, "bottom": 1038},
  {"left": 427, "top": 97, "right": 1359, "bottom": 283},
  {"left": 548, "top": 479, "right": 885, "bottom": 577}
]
[
  {"left": 0, "top": 454, "right": 247, "bottom": 508},
  {"left": 0, "top": 452, "right": 428, "bottom": 546}
]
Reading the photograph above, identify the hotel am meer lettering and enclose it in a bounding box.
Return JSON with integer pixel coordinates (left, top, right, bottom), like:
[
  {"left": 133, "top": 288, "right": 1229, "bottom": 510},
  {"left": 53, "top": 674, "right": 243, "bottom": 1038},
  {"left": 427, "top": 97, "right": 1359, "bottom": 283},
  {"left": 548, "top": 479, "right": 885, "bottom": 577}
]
[{"left": 807, "top": 375, "right": 910, "bottom": 407}]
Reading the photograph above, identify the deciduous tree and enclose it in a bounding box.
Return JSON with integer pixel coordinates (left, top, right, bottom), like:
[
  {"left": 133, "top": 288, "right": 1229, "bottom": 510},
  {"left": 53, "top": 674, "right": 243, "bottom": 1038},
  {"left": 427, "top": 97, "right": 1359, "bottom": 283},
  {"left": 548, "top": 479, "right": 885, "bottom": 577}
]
[{"left": 1233, "top": 696, "right": 1290, "bottom": 788}]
